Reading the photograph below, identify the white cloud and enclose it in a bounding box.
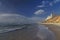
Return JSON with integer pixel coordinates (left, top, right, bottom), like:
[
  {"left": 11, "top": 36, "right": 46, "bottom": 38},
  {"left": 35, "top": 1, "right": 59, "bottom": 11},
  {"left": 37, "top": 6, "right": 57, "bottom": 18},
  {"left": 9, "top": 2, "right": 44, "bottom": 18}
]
[
  {"left": 37, "top": 0, "right": 60, "bottom": 8},
  {"left": 29, "top": 16, "right": 45, "bottom": 23},
  {"left": 0, "top": 13, "right": 32, "bottom": 24},
  {"left": 37, "top": 1, "right": 46, "bottom": 8},
  {"left": 37, "top": 1, "right": 53, "bottom": 8},
  {"left": 34, "top": 9, "right": 45, "bottom": 15},
  {"left": 54, "top": 0, "right": 60, "bottom": 3},
  {"left": 42, "top": 1, "right": 46, "bottom": 4},
  {"left": 49, "top": 2, "right": 53, "bottom": 6},
  {"left": 37, "top": 5, "right": 45, "bottom": 7},
  {"left": 49, "top": 0, "right": 60, "bottom": 6}
]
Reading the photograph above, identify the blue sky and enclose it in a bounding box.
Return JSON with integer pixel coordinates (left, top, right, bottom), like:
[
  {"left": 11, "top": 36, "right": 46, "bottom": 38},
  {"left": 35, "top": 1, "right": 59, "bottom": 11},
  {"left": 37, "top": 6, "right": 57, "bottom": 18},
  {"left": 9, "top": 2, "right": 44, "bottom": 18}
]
[
  {"left": 0, "top": 0, "right": 60, "bottom": 17},
  {"left": 0, "top": 0, "right": 60, "bottom": 35}
]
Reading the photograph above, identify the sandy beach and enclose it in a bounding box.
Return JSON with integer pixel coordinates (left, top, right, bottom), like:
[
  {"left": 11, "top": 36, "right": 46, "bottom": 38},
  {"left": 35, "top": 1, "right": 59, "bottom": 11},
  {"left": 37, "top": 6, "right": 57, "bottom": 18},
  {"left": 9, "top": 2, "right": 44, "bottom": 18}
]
[
  {"left": 0, "top": 24, "right": 40, "bottom": 40},
  {"left": 0, "top": 24, "right": 55, "bottom": 40},
  {"left": 44, "top": 24, "right": 60, "bottom": 40}
]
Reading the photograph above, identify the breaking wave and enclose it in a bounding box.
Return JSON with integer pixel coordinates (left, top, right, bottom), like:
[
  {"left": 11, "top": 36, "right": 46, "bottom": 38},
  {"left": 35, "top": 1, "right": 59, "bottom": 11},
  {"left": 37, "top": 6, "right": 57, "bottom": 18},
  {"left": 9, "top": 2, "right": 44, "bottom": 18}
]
[{"left": 0, "top": 24, "right": 32, "bottom": 33}]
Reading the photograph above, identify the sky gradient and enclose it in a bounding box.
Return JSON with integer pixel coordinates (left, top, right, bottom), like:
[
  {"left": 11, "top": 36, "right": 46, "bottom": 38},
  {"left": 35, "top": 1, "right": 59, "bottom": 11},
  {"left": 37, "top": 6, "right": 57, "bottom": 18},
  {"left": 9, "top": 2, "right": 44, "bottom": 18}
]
[{"left": 0, "top": 0, "right": 60, "bottom": 18}]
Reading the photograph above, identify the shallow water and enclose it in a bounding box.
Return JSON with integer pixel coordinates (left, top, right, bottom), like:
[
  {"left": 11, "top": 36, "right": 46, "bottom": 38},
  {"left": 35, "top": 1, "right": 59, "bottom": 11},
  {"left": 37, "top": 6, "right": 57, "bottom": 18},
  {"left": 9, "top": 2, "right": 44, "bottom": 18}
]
[{"left": 0, "top": 24, "right": 55, "bottom": 40}]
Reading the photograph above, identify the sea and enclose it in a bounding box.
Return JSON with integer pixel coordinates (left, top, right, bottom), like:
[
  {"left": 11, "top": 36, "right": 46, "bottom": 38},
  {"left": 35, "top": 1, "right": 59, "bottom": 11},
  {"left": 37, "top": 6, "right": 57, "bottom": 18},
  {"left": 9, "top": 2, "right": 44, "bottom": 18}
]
[{"left": 0, "top": 23, "right": 55, "bottom": 40}]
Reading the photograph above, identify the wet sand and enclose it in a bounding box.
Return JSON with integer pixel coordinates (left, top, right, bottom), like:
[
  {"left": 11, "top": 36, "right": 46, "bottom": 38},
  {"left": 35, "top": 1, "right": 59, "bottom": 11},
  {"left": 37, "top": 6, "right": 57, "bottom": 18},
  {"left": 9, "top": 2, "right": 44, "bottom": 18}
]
[
  {"left": 44, "top": 24, "right": 60, "bottom": 40},
  {"left": 0, "top": 24, "right": 55, "bottom": 40},
  {"left": 0, "top": 25, "right": 41, "bottom": 40}
]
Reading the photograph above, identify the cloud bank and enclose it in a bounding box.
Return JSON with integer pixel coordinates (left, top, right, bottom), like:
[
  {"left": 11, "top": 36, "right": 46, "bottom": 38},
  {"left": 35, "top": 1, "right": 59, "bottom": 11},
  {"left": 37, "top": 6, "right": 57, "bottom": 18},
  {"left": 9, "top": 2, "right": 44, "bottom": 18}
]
[
  {"left": 0, "top": 13, "right": 32, "bottom": 24},
  {"left": 29, "top": 16, "right": 45, "bottom": 23},
  {"left": 0, "top": 13, "right": 45, "bottom": 25}
]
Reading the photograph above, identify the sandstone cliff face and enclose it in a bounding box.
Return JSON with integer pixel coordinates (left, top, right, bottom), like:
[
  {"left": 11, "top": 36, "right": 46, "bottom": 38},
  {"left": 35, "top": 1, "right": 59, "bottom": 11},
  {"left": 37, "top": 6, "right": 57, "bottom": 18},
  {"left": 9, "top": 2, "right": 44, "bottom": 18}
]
[{"left": 42, "top": 14, "right": 60, "bottom": 40}]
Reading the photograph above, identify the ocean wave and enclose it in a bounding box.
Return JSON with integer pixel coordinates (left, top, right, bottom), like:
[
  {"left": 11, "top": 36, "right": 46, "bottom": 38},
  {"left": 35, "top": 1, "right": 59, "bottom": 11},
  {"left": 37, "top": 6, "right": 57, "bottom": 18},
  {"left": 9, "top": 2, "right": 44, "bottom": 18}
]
[{"left": 0, "top": 25, "right": 26, "bottom": 33}]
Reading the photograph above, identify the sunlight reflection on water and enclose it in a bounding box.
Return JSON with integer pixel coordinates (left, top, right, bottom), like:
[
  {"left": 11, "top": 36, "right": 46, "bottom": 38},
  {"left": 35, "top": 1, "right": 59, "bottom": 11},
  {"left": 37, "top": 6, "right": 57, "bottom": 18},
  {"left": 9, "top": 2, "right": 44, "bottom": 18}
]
[
  {"left": 0, "top": 24, "right": 56, "bottom": 40},
  {"left": 37, "top": 25, "right": 56, "bottom": 40}
]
